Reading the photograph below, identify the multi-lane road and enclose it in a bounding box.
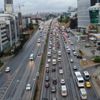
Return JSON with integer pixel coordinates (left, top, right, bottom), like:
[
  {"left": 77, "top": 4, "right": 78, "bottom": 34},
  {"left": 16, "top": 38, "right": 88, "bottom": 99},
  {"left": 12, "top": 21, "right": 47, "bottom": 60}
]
[
  {"left": 41, "top": 20, "right": 98, "bottom": 100},
  {"left": 0, "top": 20, "right": 52, "bottom": 100},
  {"left": 0, "top": 19, "right": 99, "bottom": 100}
]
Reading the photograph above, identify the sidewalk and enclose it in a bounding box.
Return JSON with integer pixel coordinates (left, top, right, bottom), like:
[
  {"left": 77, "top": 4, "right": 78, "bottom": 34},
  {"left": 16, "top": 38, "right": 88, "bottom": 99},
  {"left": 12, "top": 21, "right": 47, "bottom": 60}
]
[{"left": 92, "top": 67, "right": 100, "bottom": 99}]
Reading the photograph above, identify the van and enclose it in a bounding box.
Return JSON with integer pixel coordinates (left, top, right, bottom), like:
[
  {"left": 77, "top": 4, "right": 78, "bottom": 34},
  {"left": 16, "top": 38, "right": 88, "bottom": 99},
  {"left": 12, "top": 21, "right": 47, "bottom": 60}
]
[
  {"left": 77, "top": 77, "right": 84, "bottom": 88},
  {"left": 61, "top": 85, "right": 67, "bottom": 96},
  {"left": 80, "top": 88, "right": 87, "bottom": 99}
]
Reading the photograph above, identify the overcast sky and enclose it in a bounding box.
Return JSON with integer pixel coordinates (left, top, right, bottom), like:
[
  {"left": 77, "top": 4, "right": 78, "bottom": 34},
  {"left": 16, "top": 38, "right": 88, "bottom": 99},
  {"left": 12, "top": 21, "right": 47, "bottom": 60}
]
[{"left": 0, "top": 0, "right": 77, "bottom": 14}]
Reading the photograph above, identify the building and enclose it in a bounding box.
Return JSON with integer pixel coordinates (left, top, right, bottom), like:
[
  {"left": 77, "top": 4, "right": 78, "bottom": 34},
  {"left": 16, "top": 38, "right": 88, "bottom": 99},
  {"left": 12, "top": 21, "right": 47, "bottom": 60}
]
[
  {"left": 91, "top": 0, "right": 100, "bottom": 6},
  {"left": 89, "top": 3, "right": 100, "bottom": 32},
  {"left": 77, "top": 0, "right": 91, "bottom": 29},
  {"left": 0, "top": 21, "right": 9, "bottom": 52},
  {"left": 4, "top": 0, "right": 13, "bottom": 13},
  {"left": 0, "top": 13, "right": 19, "bottom": 53}
]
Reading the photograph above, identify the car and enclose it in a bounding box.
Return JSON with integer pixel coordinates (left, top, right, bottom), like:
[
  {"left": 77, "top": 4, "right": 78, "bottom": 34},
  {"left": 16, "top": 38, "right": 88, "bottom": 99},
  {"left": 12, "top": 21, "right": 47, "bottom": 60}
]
[
  {"left": 73, "top": 52, "right": 77, "bottom": 56},
  {"left": 77, "top": 55, "right": 82, "bottom": 59},
  {"left": 83, "top": 71, "right": 90, "bottom": 81},
  {"left": 80, "top": 88, "right": 87, "bottom": 99},
  {"left": 37, "top": 38, "right": 41, "bottom": 43},
  {"left": 67, "top": 50, "right": 70, "bottom": 54},
  {"left": 45, "top": 63, "right": 49, "bottom": 68},
  {"left": 70, "top": 59, "right": 74, "bottom": 63},
  {"left": 52, "top": 59, "right": 57, "bottom": 65},
  {"left": 58, "top": 57, "right": 61, "bottom": 62},
  {"left": 52, "top": 97, "right": 57, "bottom": 100},
  {"left": 47, "top": 58, "right": 51, "bottom": 63},
  {"left": 51, "top": 86, "right": 56, "bottom": 93},
  {"left": 49, "top": 46, "right": 52, "bottom": 49},
  {"left": 72, "top": 48, "right": 75, "bottom": 51},
  {"left": 85, "top": 81, "right": 91, "bottom": 88},
  {"left": 59, "top": 69, "right": 63, "bottom": 74},
  {"left": 52, "top": 68, "right": 56, "bottom": 72},
  {"left": 58, "top": 50, "right": 61, "bottom": 56},
  {"left": 26, "top": 84, "right": 31, "bottom": 90},
  {"left": 85, "top": 43, "right": 91, "bottom": 47},
  {"left": 60, "top": 79, "right": 65, "bottom": 85},
  {"left": 45, "top": 82, "right": 50, "bottom": 88},
  {"left": 45, "top": 76, "right": 50, "bottom": 82},
  {"left": 5, "top": 67, "right": 10, "bottom": 72},
  {"left": 73, "top": 66, "right": 77, "bottom": 70},
  {"left": 46, "top": 68, "right": 49, "bottom": 73},
  {"left": 52, "top": 79, "right": 57, "bottom": 85}
]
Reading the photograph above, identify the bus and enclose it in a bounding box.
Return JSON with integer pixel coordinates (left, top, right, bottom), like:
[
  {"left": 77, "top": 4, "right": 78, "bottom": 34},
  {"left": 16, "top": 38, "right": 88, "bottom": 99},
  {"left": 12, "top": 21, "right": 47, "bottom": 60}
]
[{"left": 61, "top": 85, "right": 67, "bottom": 96}]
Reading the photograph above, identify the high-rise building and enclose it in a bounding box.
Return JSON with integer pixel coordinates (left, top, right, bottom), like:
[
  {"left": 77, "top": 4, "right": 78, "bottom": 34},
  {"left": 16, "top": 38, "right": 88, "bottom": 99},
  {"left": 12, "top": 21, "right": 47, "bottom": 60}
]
[
  {"left": 90, "top": 0, "right": 100, "bottom": 6},
  {"left": 77, "top": 0, "right": 90, "bottom": 29},
  {"left": 4, "top": 0, "right": 13, "bottom": 13}
]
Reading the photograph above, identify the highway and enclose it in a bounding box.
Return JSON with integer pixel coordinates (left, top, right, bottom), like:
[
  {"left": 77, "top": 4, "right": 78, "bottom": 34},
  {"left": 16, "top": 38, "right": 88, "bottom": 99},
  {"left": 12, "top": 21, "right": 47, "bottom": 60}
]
[
  {"left": 40, "top": 19, "right": 98, "bottom": 100},
  {"left": 0, "top": 20, "right": 52, "bottom": 100},
  {"left": 41, "top": 20, "right": 80, "bottom": 100}
]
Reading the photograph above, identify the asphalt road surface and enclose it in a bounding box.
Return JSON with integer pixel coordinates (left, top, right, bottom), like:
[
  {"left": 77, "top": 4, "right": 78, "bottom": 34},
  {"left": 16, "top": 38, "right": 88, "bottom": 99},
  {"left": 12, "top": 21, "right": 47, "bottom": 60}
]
[
  {"left": 0, "top": 20, "right": 52, "bottom": 100},
  {"left": 40, "top": 20, "right": 98, "bottom": 100}
]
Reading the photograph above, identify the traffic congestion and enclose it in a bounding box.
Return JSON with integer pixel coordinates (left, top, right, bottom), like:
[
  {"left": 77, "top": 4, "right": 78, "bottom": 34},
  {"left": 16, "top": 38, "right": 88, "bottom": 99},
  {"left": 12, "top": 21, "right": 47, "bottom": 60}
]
[{"left": 41, "top": 20, "right": 98, "bottom": 100}]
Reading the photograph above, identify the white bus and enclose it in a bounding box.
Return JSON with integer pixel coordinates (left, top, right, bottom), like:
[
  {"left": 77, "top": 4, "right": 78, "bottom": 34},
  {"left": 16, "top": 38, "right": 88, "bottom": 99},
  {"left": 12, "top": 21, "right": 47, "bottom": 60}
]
[
  {"left": 76, "top": 77, "right": 84, "bottom": 88},
  {"left": 80, "top": 88, "right": 87, "bottom": 100},
  {"left": 29, "top": 53, "right": 34, "bottom": 61},
  {"left": 61, "top": 85, "right": 67, "bottom": 96}
]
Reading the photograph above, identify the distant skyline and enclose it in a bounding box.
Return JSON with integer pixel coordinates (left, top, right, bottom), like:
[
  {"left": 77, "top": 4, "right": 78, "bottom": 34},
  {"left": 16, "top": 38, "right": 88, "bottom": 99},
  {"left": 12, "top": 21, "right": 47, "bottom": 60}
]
[{"left": 0, "top": 0, "right": 77, "bottom": 14}]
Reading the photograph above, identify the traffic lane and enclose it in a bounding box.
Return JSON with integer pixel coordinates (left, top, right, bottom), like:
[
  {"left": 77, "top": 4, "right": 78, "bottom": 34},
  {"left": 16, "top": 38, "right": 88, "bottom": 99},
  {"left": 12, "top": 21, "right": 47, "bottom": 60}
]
[
  {"left": 22, "top": 40, "right": 46, "bottom": 100},
  {"left": 23, "top": 30, "right": 49, "bottom": 100},
  {"left": 40, "top": 34, "right": 51, "bottom": 100},
  {"left": 0, "top": 30, "right": 40, "bottom": 87},
  {"left": 69, "top": 40, "right": 99, "bottom": 100},
  {"left": 10, "top": 60, "right": 35, "bottom": 100},
  {"left": 0, "top": 41, "right": 38, "bottom": 97},
  {"left": 2, "top": 31, "right": 43, "bottom": 100},
  {"left": 61, "top": 43, "right": 74, "bottom": 100},
  {"left": 60, "top": 34, "right": 81, "bottom": 100}
]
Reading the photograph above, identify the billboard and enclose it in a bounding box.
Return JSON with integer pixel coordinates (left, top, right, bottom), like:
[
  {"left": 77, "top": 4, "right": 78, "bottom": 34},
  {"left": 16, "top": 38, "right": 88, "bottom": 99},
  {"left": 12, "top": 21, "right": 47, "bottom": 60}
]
[{"left": 89, "top": 10, "right": 99, "bottom": 24}]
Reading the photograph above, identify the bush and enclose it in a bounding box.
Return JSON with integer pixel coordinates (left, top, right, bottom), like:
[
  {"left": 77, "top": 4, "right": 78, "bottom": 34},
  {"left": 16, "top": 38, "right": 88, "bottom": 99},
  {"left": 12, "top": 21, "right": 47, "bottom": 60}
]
[
  {"left": 93, "top": 56, "right": 100, "bottom": 63},
  {"left": 0, "top": 60, "right": 3, "bottom": 67}
]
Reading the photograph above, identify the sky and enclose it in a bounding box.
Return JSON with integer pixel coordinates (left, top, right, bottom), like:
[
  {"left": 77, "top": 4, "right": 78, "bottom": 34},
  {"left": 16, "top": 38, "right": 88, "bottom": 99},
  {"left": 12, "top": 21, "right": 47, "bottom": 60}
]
[{"left": 0, "top": 0, "right": 77, "bottom": 14}]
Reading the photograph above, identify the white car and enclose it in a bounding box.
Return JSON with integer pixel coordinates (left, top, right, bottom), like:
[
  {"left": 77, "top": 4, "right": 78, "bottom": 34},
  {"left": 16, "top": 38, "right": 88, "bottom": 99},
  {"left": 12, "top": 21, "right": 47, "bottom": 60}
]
[
  {"left": 26, "top": 84, "right": 31, "bottom": 90},
  {"left": 70, "top": 59, "right": 74, "bottom": 63},
  {"left": 58, "top": 57, "right": 61, "bottom": 62},
  {"left": 59, "top": 69, "right": 63, "bottom": 74},
  {"left": 73, "top": 52, "right": 77, "bottom": 56},
  {"left": 45, "top": 63, "right": 49, "bottom": 68},
  {"left": 47, "top": 59, "right": 51, "bottom": 63},
  {"left": 5, "top": 67, "right": 10, "bottom": 72},
  {"left": 60, "top": 79, "right": 65, "bottom": 85}
]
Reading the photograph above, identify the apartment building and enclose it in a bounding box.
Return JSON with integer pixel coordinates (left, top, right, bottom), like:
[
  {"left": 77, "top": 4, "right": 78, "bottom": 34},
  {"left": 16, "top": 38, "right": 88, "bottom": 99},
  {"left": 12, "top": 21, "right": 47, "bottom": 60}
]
[
  {"left": 0, "top": 21, "right": 9, "bottom": 52},
  {"left": 77, "top": 0, "right": 90, "bottom": 29}
]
